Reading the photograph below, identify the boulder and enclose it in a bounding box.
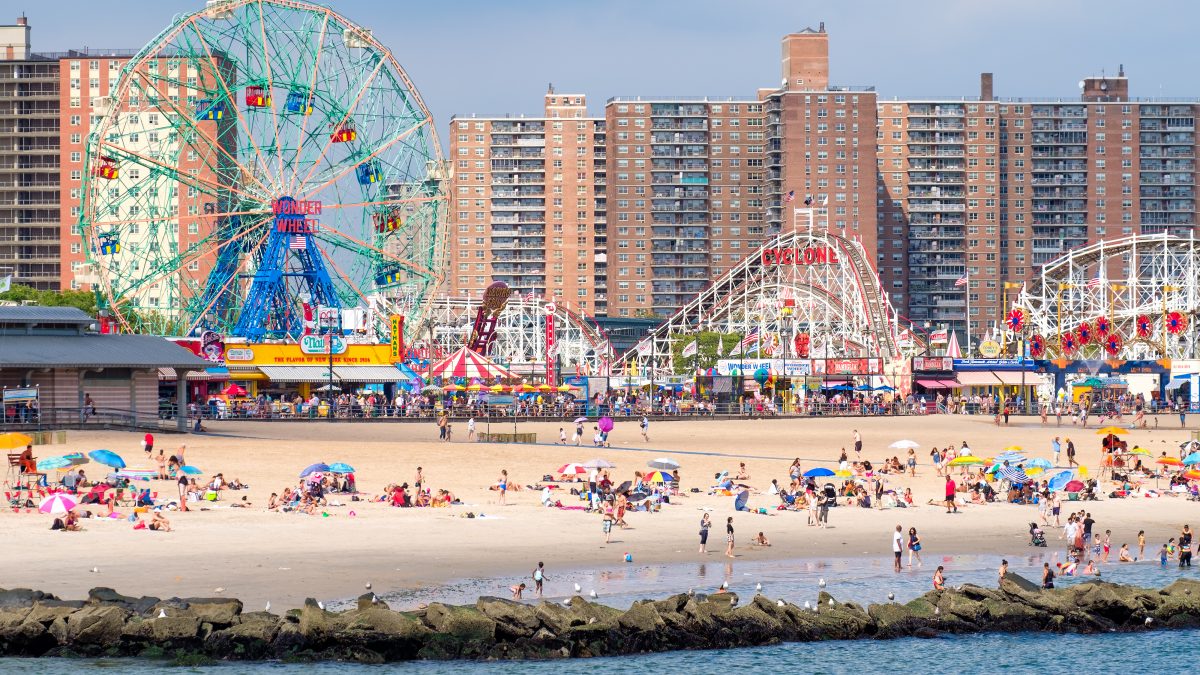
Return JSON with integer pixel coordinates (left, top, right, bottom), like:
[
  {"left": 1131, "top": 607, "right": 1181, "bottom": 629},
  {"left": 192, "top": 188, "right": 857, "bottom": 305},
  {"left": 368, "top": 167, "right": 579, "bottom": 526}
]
[
  {"left": 475, "top": 597, "right": 540, "bottom": 639},
  {"left": 64, "top": 605, "right": 130, "bottom": 648},
  {"left": 1000, "top": 572, "right": 1041, "bottom": 594},
  {"left": 87, "top": 587, "right": 161, "bottom": 615},
  {"left": 356, "top": 593, "right": 389, "bottom": 611},
  {"left": 297, "top": 599, "right": 332, "bottom": 645},
  {"left": 150, "top": 615, "right": 202, "bottom": 643},
  {"left": 868, "top": 601, "right": 929, "bottom": 638},
  {"left": 0, "top": 617, "right": 54, "bottom": 656},
  {"left": 177, "top": 598, "right": 243, "bottom": 626},
  {"left": 0, "top": 589, "right": 57, "bottom": 609}
]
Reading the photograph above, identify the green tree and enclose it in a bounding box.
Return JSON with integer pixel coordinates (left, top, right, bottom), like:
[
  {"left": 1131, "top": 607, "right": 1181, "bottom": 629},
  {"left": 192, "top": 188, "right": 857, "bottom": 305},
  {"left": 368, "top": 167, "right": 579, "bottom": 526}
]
[
  {"left": 668, "top": 330, "right": 741, "bottom": 375},
  {"left": 0, "top": 284, "right": 98, "bottom": 315}
]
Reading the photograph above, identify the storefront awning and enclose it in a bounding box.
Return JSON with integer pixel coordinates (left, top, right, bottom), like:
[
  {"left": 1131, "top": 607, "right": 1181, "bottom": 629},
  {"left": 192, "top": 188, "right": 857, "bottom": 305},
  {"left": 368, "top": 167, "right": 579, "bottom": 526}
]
[
  {"left": 954, "top": 371, "right": 1002, "bottom": 386},
  {"left": 158, "top": 366, "right": 229, "bottom": 381},
  {"left": 257, "top": 366, "right": 337, "bottom": 383},
  {"left": 916, "top": 379, "right": 952, "bottom": 389},
  {"left": 937, "top": 378, "right": 960, "bottom": 388},
  {"left": 333, "top": 365, "right": 413, "bottom": 382},
  {"left": 992, "top": 371, "right": 1037, "bottom": 386},
  {"left": 1167, "top": 375, "right": 1191, "bottom": 390}
]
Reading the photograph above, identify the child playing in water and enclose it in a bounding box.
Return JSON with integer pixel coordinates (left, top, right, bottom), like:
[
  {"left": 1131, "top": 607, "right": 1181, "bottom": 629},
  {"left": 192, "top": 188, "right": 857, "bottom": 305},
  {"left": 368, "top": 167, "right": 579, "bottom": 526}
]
[
  {"left": 1119, "top": 544, "right": 1134, "bottom": 562},
  {"left": 509, "top": 583, "right": 526, "bottom": 600}
]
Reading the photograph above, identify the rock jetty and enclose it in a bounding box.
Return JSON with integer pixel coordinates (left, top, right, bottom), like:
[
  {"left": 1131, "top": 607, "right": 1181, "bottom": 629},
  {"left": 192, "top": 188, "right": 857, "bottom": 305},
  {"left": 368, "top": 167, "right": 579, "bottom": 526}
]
[{"left": 1, "top": 576, "right": 1199, "bottom": 663}]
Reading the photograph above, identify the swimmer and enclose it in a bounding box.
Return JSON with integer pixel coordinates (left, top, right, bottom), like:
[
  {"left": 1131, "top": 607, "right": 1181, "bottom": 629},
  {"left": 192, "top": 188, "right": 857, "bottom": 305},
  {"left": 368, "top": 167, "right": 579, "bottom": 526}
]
[{"left": 1119, "top": 544, "right": 1134, "bottom": 563}]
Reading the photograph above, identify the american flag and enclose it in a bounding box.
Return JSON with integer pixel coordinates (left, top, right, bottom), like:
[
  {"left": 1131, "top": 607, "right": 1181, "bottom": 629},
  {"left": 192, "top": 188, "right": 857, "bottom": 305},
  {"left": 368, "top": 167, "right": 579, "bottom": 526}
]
[
  {"left": 290, "top": 235, "right": 307, "bottom": 250},
  {"left": 954, "top": 274, "right": 968, "bottom": 287},
  {"left": 1086, "top": 275, "right": 1102, "bottom": 289},
  {"left": 740, "top": 328, "right": 760, "bottom": 350},
  {"left": 525, "top": 290, "right": 536, "bottom": 302},
  {"left": 803, "top": 195, "right": 813, "bottom": 206},
  {"left": 783, "top": 190, "right": 795, "bottom": 203}
]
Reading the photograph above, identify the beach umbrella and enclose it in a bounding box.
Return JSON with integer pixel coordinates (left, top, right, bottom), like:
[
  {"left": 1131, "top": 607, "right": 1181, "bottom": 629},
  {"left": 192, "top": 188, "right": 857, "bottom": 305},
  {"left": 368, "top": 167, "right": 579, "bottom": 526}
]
[
  {"left": 1002, "top": 445, "right": 1024, "bottom": 453},
  {"left": 1184, "top": 470, "right": 1200, "bottom": 481},
  {"left": 597, "top": 417, "right": 614, "bottom": 433},
  {"left": 1064, "top": 480, "right": 1085, "bottom": 493},
  {"left": 489, "top": 384, "right": 505, "bottom": 393},
  {"left": 803, "top": 467, "right": 835, "bottom": 478},
  {"left": 1095, "top": 426, "right": 1130, "bottom": 436},
  {"left": 221, "top": 383, "right": 247, "bottom": 396},
  {"left": 995, "top": 452, "right": 1026, "bottom": 463},
  {"left": 38, "top": 493, "right": 77, "bottom": 515},
  {"left": 0, "top": 432, "right": 33, "bottom": 450},
  {"left": 876, "top": 385, "right": 896, "bottom": 392},
  {"left": 1157, "top": 457, "right": 1184, "bottom": 467},
  {"left": 733, "top": 490, "right": 750, "bottom": 511},
  {"left": 889, "top": 440, "right": 920, "bottom": 450},
  {"left": 1129, "top": 447, "right": 1151, "bottom": 457},
  {"left": 573, "top": 417, "right": 589, "bottom": 424},
  {"left": 834, "top": 469, "right": 852, "bottom": 478},
  {"left": 300, "top": 462, "right": 330, "bottom": 477},
  {"left": 36, "top": 456, "right": 74, "bottom": 471},
  {"left": 1048, "top": 470, "right": 1074, "bottom": 491},
  {"left": 557, "top": 463, "right": 587, "bottom": 476},
  {"left": 116, "top": 470, "right": 156, "bottom": 481},
  {"left": 948, "top": 456, "right": 985, "bottom": 466},
  {"left": 327, "top": 463, "right": 356, "bottom": 474},
  {"left": 998, "top": 466, "right": 1029, "bottom": 484},
  {"left": 1025, "top": 458, "right": 1053, "bottom": 471},
  {"left": 88, "top": 449, "right": 126, "bottom": 469},
  {"left": 557, "top": 384, "right": 572, "bottom": 392},
  {"left": 645, "top": 471, "right": 672, "bottom": 483},
  {"left": 647, "top": 458, "right": 680, "bottom": 471},
  {"left": 583, "top": 458, "right": 615, "bottom": 469},
  {"left": 466, "top": 383, "right": 484, "bottom": 392},
  {"left": 1183, "top": 452, "right": 1200, "bottom": 466},
  {"left": 62, "top": 452, "right": 88, "bottom": 466},
  {"left": 179, "top": 465, "right": 203, "bottom": 475},
  {"left": 537, "top": 384, "right": 553, "bottom": 392}
]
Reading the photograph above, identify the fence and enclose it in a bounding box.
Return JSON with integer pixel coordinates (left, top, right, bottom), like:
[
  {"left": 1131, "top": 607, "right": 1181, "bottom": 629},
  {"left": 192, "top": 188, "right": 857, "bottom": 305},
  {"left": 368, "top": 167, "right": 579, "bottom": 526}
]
[{"left": 0, "top": 407, "right": 179, "bottom": 433}]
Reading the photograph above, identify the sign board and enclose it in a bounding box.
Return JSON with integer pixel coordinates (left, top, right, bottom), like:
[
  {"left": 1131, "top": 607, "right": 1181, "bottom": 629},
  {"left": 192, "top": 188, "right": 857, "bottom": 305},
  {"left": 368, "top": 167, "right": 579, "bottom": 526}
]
[
  {"left": 389, "top": 315, "right": 404, "bottom": 361},
  {"left": 2, "top": 387, "right": 38, "bottom": 403},
  {"left": 316, "top": 306, "right": 339, "bottom": 329},
  {"left": 813, "top": 358, "right": 883, "bottom": 375},
  {"left": 225, "top": 348, "right": 254, "bottom": 362},
  {"left": 760, "top": 245, "right": 840, "bottom": 267},
  {"left": 715, "top": 359, "right": 814, "bottom": 377},
  {"left": 912, "top": 356, "right": 953, "bottom": 372},
  {"left": 545, "top": 313, "right": 557, "bottom": 383},
  {"left": 300, "top": 334, "right": 346, "bottom": 355},
  {"left": 978, "top": 340, "right": 1002, "bottom": 358}
]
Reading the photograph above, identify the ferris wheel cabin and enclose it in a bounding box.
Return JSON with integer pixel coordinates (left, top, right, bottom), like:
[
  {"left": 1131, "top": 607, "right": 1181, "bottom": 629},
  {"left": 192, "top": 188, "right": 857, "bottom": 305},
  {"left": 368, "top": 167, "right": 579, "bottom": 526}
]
[
  {"left": 244, "top": 85, "right": 271, "bottom": 108},
  {"left": 92, "top": 155, "right": 119, "bottom": 180}
]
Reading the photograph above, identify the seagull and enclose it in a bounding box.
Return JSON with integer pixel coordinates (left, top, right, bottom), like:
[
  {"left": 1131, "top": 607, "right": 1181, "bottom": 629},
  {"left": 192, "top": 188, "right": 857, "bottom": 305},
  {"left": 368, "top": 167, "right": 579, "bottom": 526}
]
[
  {"left": 561, "top": 598, "right": 572, "bottom": 606},
  {"left": 574, "top": 583, "right": 582, "bottom": 593},
  {"left": 818, "top": 578, "right": 826, "bottom": 588},
  {"left": 91, "top": 567, "right": 99, "bottom": 574},
  {"left": 755, "top": 583, "right": 762, "bottom": 592},
  {"left": 265, "top": 601, "right": 271, "bottom": 612},
  {"left": 721, "top": 581, "right": 728, "bottom": 590},
  {"left": 317, "top": 601, "right": 325, "bottom": 611},
  {"left": 777, "top": 600, "right": 785, "bottom": 607},
  {"left": 934, "top": 607, "right": 940, "bottom": 616},
  {"left": 1145, "top": 616, "right": 1153, "bottom": 626},
  {"left": 589, "top": 590, "right": 597, "bottom": 598},
  {"left": 214, "top": 587, "right": 225, "bottom": 594},
  {"left": 371, "top": 594, "right": 378, "bottom": 604},
  {"left": 804, "top": 601, "right": 811, "bottom": 610},
  {"left": 365, "top": 582, "right": 372, "bottom": 590},
  {"left": 158, "top": 609, "right": 167, "bottom": 618},
  {"left": 729, "top": 597, "right": 737, "bottom": 607},
  {"left": 888, "top": 593, "right": 895, "bottom": 601},
  {"left": 828, "top": 599, "right": 834, "bottom": 607},
  {"left": 687, "top": 588, "right": 695, "bottom": 597}
]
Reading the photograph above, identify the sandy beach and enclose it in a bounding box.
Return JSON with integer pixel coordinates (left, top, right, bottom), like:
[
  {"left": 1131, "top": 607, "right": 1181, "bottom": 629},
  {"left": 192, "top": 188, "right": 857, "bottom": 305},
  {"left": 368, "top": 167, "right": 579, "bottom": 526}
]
[{"left": 3, "top": 413, "right": 1197, "bottom": 609}]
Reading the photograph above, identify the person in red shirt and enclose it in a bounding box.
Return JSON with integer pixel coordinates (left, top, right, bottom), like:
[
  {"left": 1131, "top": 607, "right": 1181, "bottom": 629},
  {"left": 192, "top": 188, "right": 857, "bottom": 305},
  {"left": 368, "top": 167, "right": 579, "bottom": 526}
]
[
  {"left": 143, "top": 432, "right": 155, "bottom": 455},
  {"left": 944, "top": 476, "right": 958, "bottom": 513}
]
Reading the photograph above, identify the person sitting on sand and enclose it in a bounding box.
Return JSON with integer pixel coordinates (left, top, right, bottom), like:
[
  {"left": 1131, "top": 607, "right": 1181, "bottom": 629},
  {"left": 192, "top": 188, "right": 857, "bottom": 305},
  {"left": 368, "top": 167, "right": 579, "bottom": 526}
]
[
  {"left": 734, "top": 463, "right": 751, "bottom": 480},
  {"left": 431, "top": 489, "right": 455, "bottom": 507},
  {"left": 63, "top": 510, "right": 82, "bottom": 532},
  {"left": 753, "top": 531, "right": 771, "bottom": 547},
  {"left": 267, "top": 492, "right": 280, "bottom": 510},
  {"left": 149, "top": 512, "right": 172, "bottom": 532}
]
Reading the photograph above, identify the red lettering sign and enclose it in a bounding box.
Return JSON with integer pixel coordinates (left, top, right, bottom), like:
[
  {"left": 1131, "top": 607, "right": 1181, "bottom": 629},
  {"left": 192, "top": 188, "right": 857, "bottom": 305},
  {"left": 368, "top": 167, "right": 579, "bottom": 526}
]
[
  {"left": 272, "top": 200, "right": 323, "bottom": 215},
  {"left": 274, "top": 218, "right": 321, "bottom": 233},
  {"left": 760, "top": 246, "right": 839, "bottom": 266}
]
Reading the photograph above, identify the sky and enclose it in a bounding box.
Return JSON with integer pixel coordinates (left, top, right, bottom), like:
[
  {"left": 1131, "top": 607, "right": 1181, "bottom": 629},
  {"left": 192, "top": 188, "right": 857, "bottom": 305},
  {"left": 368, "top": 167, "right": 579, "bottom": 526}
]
[{"left": 19, "top": 0, "right": 1200, "bottom": 133}]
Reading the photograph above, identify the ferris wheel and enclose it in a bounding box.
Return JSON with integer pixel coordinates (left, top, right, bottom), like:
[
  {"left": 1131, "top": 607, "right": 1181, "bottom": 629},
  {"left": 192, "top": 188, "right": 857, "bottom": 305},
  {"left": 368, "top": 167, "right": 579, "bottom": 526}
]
[{"left": 79, "top": 0, "right": 447, "bottom": 342}]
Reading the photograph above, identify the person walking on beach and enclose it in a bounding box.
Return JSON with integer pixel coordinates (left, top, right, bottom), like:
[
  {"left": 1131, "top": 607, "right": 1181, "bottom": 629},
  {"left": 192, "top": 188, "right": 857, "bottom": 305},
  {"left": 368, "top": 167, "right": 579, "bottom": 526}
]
[
  {"left": 532, "top": 562, "right": 547, "bottom": 598},
  {"left": 725, "top": 516, "right": 736, "bottom": 558},
  {"left": 1055, "top": 402, "right": 1063, "bottom": 427},
  {"left": 1066, "top": 438, "right": 1077, "bottom": 467},
  {"left": 558, "top": 427, "right": 567, "bottom": 444},
  {"left": 177, "top": 473, "right": 189, "bottom": 512},
  {"left": 908, "top": 527, "right": 923, "bottom": 567},
  {"left": 699, "top": 513, "right": 711, "bottom": 553},
  {"left": 574, "top": 420, "right": 583, "bottom": 446},
  {"left": 944, "top": 475, "right": 957, "bottom": 513},
  {"left": 497, "top": 469, "right": 508, "bottom": 506},
  {"left": 467, "top": 417, "right": 476, "bottom": 442},
  {"left": 602, "top": 503, "right": 615, "bottom": 543},
  {"left": 907, "top": 449, "right": 916, "bottom": 477},
  {"left": 1051, "top": 437, "right": 1061, "bottom": 467},
  {"left": 640, "top": 415, "right": 649, "bottom": 442},
  {"left": 892, "top": 524, "right": 904, "bottom": 572},
  {"left": 931, "top": 446, "right": 942, "bottom": 477},
  {"left": 436, "top": 413, "right": 448, "bottom": 441},
  {"left": 143, "top": 432, "right": 155, "bottom": 456},
  {"left": 414, "top": 467, "right": 424, "bottom": 493},
  {"left": 853, "top": 430, "right": 862, "bottom": 459},
  {"left": 1050, "top": 492, "right": 1062, "bottom": 526}
]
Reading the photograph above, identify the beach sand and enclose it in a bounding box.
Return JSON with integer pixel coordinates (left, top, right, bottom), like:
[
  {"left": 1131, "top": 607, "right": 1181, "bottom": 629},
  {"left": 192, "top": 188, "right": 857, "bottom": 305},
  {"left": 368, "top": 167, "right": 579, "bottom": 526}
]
[{"left": 2, "top": 413, "right": 1195, "bottom": 609}]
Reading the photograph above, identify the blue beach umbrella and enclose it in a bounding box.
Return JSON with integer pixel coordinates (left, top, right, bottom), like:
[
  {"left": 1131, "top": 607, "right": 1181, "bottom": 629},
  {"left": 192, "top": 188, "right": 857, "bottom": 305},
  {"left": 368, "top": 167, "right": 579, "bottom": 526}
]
[
  {"left": 328, "top": 462, "right": 356, "bottom": 474},
  {"left": 1048, "top": 470, "right": 1075, "bottom": 491},
  {"left": 36, "top": 456, "right": 73, "bottom": 471},
  {"left": 995, "top": 452, "right": 1026, "bottom": 463},
  {"left": 1183, "top": 452, "right": 1200, "bottom": 466},
  {"left": 803, "top": 467, "right": 836, "bottom": 478},
  {"left": 88, "top": 449, "right": 126, "bottom": 469},
  {"left": 733, "top": 490, "right": 750, "bottom": 511},
  {"left": 300, "top": 462, "right": 330, "bottom": 478},
  {"left": 1025, "top": 458, "right": 1053, "bottom": 471},
  {"left": 179, "top": 465, "right": 203, "bottom": 475}
]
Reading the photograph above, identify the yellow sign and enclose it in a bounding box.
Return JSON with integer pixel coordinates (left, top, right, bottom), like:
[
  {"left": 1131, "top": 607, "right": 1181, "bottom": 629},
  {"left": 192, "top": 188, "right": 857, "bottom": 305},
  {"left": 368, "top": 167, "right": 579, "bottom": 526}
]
[
  {"left": 978, "top": 340, "right": 1002, "bottom": 358},
  {"left": 389, "top": 315, "right": 402, "bottom": 360},
  {"left": 240, "top": 343, "right": 396, "bottom": 366}
]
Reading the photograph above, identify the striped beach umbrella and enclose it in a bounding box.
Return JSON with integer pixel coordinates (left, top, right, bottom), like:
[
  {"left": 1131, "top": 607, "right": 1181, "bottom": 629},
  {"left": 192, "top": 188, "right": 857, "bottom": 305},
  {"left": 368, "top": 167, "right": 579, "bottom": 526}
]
[
  {"left": 425, "top": 347, "right": 519, "bottom": 380},
  {"left": 38, "top": 493, "right": 78, "bottom": 515}
]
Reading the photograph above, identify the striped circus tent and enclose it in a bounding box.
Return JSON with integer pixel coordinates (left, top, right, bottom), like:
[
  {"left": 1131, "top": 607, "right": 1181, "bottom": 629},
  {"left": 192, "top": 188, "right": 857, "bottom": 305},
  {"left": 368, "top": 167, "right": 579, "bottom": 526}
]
[{"left": 424, "top": 346, "right": 519, "bottom": 380}]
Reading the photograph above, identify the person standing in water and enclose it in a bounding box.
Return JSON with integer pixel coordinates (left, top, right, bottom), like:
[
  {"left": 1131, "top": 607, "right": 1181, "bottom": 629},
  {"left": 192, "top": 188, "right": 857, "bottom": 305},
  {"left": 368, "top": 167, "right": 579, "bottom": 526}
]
[
  {"left": 699, "top": 513, "right": 711, "bottom": 554},
  {"left": 725, "top": 516, "right": 735, "bottom": 558},
  {"left": 907, "top": 527, "right": 923, "bottom": 568}
]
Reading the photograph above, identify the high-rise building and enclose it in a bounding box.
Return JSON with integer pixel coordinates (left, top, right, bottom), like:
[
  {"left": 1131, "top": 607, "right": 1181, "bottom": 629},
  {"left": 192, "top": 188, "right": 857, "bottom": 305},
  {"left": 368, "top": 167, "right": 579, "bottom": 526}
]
[
  {"left": 0, "top": 16, "right": 61, "bottom": 290},
  {"left": 447, "top": 90, "right": 606, "bottom": 315}
]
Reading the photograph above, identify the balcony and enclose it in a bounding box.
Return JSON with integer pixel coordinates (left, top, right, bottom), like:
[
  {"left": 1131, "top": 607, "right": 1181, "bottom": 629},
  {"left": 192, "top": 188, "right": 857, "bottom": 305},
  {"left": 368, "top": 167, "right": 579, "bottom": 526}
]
[{"left": 906, "top": 201, "right": 966, "bottom": 213}]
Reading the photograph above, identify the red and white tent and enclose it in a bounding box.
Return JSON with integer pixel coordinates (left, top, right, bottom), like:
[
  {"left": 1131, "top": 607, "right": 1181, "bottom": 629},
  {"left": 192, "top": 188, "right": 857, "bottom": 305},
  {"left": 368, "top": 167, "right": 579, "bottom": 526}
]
[{"left": 425, "top": 347, "right": 518, "bottom": 380}]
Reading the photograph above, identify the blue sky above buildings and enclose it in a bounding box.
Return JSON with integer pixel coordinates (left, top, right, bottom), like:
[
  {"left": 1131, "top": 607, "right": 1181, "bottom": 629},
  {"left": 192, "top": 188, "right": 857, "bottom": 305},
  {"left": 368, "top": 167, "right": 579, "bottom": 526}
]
[{"left": 25, "top": 0, "right": 1198, "bottom": 129}]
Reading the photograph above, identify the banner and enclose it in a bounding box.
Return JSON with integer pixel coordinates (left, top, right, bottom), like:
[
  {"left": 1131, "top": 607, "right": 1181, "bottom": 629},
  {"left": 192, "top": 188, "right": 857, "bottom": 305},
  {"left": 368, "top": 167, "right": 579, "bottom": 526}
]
[
  {"left": 912, "top": 356, "right": 953, "bottom": 372},
  {"left": 545, "top": 313, "right": 556, "bottom": 384},
  {"left": 813, "top": 358, "right": 884, "bottom": 375},
  {"left": 389, "top": 314, "right": 404, "bottom": 361},
  {"left": 681, "top": 340, "right": 698, "bottom": 358},
  {"left": 929, "top": 329, "right": 949, "bottom": 344}
]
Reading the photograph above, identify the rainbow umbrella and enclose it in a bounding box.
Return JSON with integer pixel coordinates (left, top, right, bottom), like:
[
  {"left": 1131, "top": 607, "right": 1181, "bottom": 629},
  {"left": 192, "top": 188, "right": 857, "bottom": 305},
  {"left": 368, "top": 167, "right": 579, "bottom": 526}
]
[
  {"left": 1157, "top": 457, "right": 1184, "bottom": 467},
  {"left": 644, "top": 471, "right": 672, "bottom": 483}
]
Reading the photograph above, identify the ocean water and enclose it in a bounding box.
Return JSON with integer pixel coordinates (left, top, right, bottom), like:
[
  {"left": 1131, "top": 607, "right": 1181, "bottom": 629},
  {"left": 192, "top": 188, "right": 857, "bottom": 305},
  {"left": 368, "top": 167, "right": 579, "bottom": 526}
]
[{"left": 0, "top": 630, "right": 1189, "bottom": 673}]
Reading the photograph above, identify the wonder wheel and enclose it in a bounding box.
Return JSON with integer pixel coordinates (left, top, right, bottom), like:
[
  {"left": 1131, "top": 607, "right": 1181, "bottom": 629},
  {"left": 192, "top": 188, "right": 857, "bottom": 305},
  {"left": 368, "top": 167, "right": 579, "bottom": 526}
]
[{"left": 78, "top": 0, "right": 447, "bottom": 341}]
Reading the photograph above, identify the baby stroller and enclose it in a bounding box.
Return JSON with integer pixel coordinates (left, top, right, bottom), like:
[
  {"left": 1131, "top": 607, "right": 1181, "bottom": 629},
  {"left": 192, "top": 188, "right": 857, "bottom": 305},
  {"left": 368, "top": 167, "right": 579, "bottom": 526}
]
[{"left": 1029, "top": 522, "right": 1047, "bottom": 547}]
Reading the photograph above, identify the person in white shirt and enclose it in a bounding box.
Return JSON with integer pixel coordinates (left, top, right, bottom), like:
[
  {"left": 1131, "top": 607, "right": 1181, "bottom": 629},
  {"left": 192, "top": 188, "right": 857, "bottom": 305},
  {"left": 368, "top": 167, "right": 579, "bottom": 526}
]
[
  {"left": 892, "top": 524, "right": 904, "bottom": 572},
  {"left": 467, "top": 417, "right": 476, "bottom": 441}
]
